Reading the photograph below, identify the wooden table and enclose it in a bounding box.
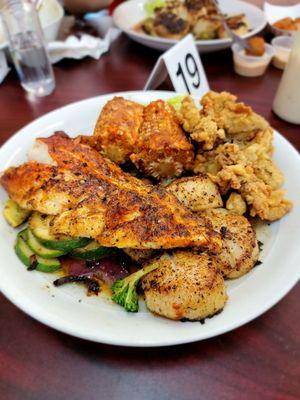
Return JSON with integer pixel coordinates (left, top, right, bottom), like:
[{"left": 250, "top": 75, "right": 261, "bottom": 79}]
[{"left": 0, "top": 3, "right": 299, "bottom": 400}]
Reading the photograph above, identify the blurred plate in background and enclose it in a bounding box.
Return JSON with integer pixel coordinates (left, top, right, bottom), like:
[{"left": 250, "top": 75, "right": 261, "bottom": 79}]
[{"left": 113, "top": 0, "right": 267, "bottom": 53}]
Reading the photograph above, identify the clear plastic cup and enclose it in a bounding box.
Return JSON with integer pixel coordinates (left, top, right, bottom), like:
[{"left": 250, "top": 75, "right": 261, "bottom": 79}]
[
  {"left": 231, "top": 42, "right": 275, "bottom": 77},
  {"left": 271, "top": 36, "right": 293, "bottom": 70},
  {"left": 0, "top": 0, "right": 55, "bottom": 96}
]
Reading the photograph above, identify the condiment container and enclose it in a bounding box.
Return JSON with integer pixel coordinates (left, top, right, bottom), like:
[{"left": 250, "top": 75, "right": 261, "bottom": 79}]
[
  {"left": 232, "top": 42, "right": 274, "bottom": 77},
  {"left": 271, "top": 36, "right": 293, "bottom": 70},
  {"left": 273, "top": 30, "right": 300, "bottom": 124}
]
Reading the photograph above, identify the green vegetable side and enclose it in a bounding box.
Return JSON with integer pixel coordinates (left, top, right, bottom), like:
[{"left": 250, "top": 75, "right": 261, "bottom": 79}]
[
  {"left": 111, "top": 262, "right": 160, "bottom": 312},
  {"left": 3, "top": 199, "right": 31, "bottom": 227},
  {"left": 70, "top": 240, "right": 115, "bottom": 261},
  {"left": 29, "top": 212, "right": 91, "bottom": 251},
  {"left": 167, "top": 95, "right": 185, "bottom": 113},
  {"left": 15, "top": 230, "right": 61, "bottom": 273},
  {"left": 144, "top": 0, "right": 166, "bottom": 17},
  {"left": 6, "top": 201, "right": 156, "bottom": 312},
  {"left": 26, "top": 229, "right": 66, "bottom": 258},
  {"left": 10, "top": 210, "right": 113, "bottom": 273}
]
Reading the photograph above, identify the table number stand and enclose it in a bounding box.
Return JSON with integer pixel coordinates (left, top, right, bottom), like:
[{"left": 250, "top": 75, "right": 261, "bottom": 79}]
[{"left": 144, "top": 34, "right": 210, "bottom": 96}]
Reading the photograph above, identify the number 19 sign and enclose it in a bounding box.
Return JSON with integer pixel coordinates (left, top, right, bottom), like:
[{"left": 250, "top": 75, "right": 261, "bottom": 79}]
[{"left": 144, "top": 34, "right": 209, "bottom": 96}]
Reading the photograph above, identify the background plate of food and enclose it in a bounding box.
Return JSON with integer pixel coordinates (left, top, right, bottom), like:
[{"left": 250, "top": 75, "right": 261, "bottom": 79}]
[
  {"left": 264, "top": 2, "right": 300, "bottom": 37},
  {"left": 113, "top": 0, "right": 267, "bottom": 52},
  {"left": 0, "top": 90, "right": 299, "bottom": 347}
]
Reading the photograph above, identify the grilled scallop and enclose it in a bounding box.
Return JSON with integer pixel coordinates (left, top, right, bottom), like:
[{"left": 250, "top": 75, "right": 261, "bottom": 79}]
[
  {"left": 166, "top": 174, "right": 223, "bottom": 211},
  {"left": 199, "top": 208, "right": 259, "bottom": 279},
  {"left": 141, "top": 251, "right": 227, "bottom": 321}
]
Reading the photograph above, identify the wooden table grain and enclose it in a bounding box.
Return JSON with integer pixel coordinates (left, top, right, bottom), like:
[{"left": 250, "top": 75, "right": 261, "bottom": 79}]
[{"left": 0, "top": 2, "right": 299, "bottom": 399}]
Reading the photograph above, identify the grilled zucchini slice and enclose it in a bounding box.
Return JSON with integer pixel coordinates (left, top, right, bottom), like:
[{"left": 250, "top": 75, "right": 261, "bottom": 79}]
[
  {"left": 70, "top": 240, "right": 115, "bottom": 261},
  {"left": 29, "top": 212, "right": 91, "bottom": 252},
  {"left": 26, "top": 229, "right": 66, "bottom": 258},
  {"left": 15, "top": 230, "right": 61, "bottom": 273},
  {"left": 3, "top": 199, "right": 31, "bottom": 228}
]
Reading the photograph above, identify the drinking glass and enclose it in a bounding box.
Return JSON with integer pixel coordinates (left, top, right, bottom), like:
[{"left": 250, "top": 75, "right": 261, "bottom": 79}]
[{"left": 0, "top": 0, "right": 55, "bottom": 96}]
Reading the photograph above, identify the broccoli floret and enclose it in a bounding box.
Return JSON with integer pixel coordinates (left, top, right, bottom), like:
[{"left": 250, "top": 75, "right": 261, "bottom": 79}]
[{"left": 111, "top": 263, "right": 159, "bottom": 312}]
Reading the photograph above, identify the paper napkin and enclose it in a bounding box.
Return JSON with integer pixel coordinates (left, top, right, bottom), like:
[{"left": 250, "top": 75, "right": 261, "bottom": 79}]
[{"left": 48, "top": 27, "right": 119, "bottom": 64}]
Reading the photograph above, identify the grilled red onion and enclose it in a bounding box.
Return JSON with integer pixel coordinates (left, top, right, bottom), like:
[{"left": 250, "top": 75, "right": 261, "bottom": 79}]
[{"left": 62, "top": 256, "right": 129, "bottom": 283}]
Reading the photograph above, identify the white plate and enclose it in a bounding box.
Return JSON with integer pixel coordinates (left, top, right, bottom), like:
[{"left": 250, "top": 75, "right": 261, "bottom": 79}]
[
  {"left": 0, "top": 91, "right": 299, "bottom": 347},
  {"left": 113, "top": 0, "right": 267, "bottom": 53}
]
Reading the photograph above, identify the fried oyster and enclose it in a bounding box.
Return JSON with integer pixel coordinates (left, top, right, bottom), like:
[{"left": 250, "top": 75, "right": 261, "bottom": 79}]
[
  {"left": 210, "top": 164, "right": 292, "bottom": 221},
  {"left": 178, "top": 95, "right": 225, "bottom": 150},
  {"left": 178, "top": 91, "right": 292, "bottom": 221},
  {"left": 200, "top": 91, "right": 270, "bottom": 141}
]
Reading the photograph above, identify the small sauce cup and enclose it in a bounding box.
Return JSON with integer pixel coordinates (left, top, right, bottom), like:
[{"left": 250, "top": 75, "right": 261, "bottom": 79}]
[
  {"left": 271, "top": 36, "right": 293, "bottom": 70},
  {"left": 232, "top": 42, "right": 275, "bottom": 77}
]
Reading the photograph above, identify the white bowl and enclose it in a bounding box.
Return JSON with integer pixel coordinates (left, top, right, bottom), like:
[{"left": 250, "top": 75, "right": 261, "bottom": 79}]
[
  {"left": 113, "top": 0, "right": 267, "bottom": 53},
  {"left": 0, "top": 0, "right": 64, "bottom": 50}
]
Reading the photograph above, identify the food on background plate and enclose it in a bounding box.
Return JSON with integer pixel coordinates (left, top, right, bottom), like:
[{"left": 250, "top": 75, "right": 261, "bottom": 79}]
[
  {"left": 273, "top": 16, "right": 300, "bottom": 33},
  {"left": 1, "top": 91, "right": 292, "bottom": 323},
  {"left": 221, "top": 14, "right": 249, "bottom": 37},
  {"left": 134, "top": 0, "right": 249, "bottom": 41}
]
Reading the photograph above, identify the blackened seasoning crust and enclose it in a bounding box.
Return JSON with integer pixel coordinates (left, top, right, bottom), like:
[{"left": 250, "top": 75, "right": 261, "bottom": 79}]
[
  {"left": 185, "top": 0, "right": 216, "bottom": 12},
  {"left": 154, "top": 12, "right": 188, "bottom": 34}
]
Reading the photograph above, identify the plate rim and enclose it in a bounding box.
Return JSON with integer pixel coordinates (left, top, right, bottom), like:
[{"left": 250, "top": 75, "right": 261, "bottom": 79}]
[{"left": 0, "top": 90, "right": 299, "bottom": 347}]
